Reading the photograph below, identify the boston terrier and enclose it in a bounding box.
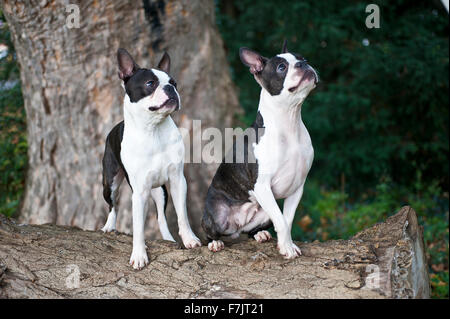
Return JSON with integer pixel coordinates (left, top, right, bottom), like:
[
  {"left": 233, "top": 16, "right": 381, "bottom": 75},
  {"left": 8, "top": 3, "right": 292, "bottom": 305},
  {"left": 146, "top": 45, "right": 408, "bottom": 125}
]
[
  {"left": 201, "top": 41, "right": 318, "bottom": 258},
  {"left": 101, "top": 49, "right": 201, "bottom": 269}
]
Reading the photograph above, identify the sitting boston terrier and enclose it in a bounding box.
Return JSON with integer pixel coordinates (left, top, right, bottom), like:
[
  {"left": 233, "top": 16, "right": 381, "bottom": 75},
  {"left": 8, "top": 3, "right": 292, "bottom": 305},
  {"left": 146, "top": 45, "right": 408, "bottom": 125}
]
[
  {"left": 202, "top": 41, "right": 318, "bottom": 258},
  {"left": 101, "top": 49, "right": 201, "bottom": 269}
]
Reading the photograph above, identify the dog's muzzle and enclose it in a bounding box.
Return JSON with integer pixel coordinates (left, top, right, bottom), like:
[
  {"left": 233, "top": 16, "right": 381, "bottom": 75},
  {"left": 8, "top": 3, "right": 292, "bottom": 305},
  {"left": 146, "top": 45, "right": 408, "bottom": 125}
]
[
  {"left": 148, "top": 84, "right": 180, "bottom": 111},
  {"left": 161, "top": 98, "right": 179, "bottom": 109},
  {"left": 288, "top": 66, "right": 318, "bottom": 92}
]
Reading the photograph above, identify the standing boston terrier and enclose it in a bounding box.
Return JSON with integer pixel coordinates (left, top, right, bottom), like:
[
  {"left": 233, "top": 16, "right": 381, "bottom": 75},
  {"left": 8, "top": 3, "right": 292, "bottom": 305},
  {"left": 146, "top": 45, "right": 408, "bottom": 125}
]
[
  {"left": 201, "top": 41, "right": 318, "bottom": 258},
  {"left": 101, "top": 49, "right": 201, "bottom": 269}
]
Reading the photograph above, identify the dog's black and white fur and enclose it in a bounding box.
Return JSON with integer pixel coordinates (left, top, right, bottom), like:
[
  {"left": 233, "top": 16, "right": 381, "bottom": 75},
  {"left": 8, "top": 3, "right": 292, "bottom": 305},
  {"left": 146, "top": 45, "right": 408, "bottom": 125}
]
[
  {"left": 202, "top": 42, "right": 318, "bottom": 258},
  {"left": 102, "top": 49, "right": 201, "bottom": 269}
]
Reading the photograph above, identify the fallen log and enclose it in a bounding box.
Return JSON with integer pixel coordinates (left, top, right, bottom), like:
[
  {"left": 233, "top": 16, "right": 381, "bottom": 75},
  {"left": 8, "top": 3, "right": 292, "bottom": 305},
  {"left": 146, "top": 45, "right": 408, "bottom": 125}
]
[{"left": 0, "top": 206, "right": 430, "bottom": 298}]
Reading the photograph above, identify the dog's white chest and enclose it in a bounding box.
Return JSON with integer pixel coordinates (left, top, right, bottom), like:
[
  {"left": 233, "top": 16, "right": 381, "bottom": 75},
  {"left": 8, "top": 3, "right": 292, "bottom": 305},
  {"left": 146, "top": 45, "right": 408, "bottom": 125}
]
[
  {"left": 254, "top": 118, "right": 313, "bottom": 199},
  {"left": 120, "top": 116, "right": 184, "bottom": 190}
]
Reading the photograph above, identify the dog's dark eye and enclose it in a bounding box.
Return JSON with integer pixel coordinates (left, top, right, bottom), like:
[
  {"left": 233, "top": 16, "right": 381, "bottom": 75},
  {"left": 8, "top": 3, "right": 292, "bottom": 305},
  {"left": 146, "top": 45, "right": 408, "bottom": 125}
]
[
  {"left": 146, "top": 80, "right": 155, "bottom": 87},
  {"left": 277, "top": 63, "right": 286, "bottom": 72},
  {"left": 169, "top": 79, "right": 177, "bottom": 88}
]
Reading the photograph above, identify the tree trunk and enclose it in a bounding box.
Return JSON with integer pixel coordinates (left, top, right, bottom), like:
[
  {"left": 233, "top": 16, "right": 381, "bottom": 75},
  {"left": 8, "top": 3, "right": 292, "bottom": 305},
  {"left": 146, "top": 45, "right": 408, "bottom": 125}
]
[
  {"left": 0, "top": 0, "right": 240, "bottom": 239},
  {"left": 0, "top": 206, "right": 431, "bottom": 298}
]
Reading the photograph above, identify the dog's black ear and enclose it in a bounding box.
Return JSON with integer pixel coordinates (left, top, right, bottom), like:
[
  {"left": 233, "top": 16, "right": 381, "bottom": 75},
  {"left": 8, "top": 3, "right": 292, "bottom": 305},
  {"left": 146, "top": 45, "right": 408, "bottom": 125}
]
[
  {"left": 157, "top": 52, "right": 171, "bottom": 74},
  {"left": 239, "top": 47, "right": 267, "bottom": 75},
  {"left": 117, "top": 48, "right": 139, "bottom": 80},
  {"left": 281, "top": 39, "right": 288, "bottom": 53}
]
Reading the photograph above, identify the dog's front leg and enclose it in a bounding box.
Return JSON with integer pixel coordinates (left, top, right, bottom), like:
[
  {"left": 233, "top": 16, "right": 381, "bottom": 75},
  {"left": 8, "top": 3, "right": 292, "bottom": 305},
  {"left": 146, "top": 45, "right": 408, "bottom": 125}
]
[
  {"left": 279, "top": 185, "right": 304, "bottom": 256},
  {"left": 169, "top": 169, "right": 201, "bottom": 249},
  {"left": 283, "top": 185, "right": 304, "bottom": 234},
  {"left": 129, "top": 191, "right": 149, "bottom": 269},
  {"left": 251, "top": 183, "right": 301, "bottom": 259}
]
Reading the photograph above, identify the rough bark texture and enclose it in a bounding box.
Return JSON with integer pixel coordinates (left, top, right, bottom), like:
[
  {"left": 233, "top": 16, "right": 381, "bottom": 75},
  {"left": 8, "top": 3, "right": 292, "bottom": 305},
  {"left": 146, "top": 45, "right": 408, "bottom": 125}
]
[
  {"left": 0, "top": 206, "right": 430, "bottom": 298},
  {"left": 0, "top": 0, "right": 239, "bottom": 239}
]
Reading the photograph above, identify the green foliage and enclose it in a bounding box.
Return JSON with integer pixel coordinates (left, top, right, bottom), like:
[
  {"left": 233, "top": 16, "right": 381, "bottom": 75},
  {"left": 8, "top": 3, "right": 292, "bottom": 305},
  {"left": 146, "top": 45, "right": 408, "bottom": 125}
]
[
  {"left": 431, "top": 271, "right": 449, "bottom": 299},
  {"left": 0, "top": 9, "right": 27, "bottom": 217}
]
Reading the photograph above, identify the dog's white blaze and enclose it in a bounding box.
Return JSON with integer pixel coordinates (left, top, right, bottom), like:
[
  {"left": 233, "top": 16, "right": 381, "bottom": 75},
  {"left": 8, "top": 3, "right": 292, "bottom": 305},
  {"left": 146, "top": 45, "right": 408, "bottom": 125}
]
[
  {"left": 152, "top": 69, "right": 182, "bottom": 109},
  {"left": 152, "top": 69, "right": 170, "bottom": 83},
  {"left": 150, "top": 69, "right": 171, "bottom": 107},
  {"left": 277, "top": 53, "right": 301, "bottom": 91}
]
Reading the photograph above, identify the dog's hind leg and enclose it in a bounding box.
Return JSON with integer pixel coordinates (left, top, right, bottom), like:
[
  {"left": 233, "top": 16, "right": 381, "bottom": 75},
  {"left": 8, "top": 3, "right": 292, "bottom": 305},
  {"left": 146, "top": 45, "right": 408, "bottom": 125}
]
[
  {"left": 202, "top": 200, "right": 231, "bottom": 253},
  {"left": 101, "top": 144, "right": 125, "bottom": 233},
  {"left": 151, "top": 186, "right": 175, "bottom": 242},
  {"left": 102, "top": 170, "right": 124, "bottom": 232}
]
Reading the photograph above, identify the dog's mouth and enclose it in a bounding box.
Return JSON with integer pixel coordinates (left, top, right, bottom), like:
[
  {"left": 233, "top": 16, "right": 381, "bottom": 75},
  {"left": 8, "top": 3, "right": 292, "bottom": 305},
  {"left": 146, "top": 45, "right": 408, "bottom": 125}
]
[
  {"left": 288, "top": 70, "right": 318, "bottom": 92},
  {"left": 148, "top": 98, "right": 179, "bottom": 112}
]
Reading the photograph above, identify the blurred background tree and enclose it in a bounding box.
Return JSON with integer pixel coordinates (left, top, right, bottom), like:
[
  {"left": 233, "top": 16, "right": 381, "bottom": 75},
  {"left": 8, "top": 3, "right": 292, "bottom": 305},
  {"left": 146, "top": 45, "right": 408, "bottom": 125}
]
[{"left": 215, "top": 0, "right": 448, "bottom": 298}]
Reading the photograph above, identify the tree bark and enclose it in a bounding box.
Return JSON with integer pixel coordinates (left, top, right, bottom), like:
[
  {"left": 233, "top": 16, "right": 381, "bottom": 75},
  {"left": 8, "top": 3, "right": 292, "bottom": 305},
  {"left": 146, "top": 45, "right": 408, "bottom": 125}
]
[
  {"left": 0, "top": 0, "right": 240, "bottom": 239},
  {"left": 0, "top": 206, "right": 431, "bottom": 298}
]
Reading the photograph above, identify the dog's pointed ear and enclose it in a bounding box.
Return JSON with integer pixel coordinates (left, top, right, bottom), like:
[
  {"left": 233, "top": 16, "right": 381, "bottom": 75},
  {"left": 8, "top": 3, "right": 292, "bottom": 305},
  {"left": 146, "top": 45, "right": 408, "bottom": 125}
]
[
  {"left": 157, "top": 52, "right": 171, "bottom": 74},
  {"left": 239, "top": 47, "right": 267, "bottom": 75},
  {"left": 281, "top": 39, "right": 288, "bottom": 53},
  {"left": 117, "top": 48, "right": 139, "bottom": 80}
]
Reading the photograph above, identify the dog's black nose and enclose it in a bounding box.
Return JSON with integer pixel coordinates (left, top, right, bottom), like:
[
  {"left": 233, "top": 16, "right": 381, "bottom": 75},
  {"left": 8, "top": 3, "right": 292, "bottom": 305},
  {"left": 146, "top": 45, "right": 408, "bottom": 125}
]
[
  {"left": 295, "top": 61, "right": 308, "bottom": 69},
  {"left": 163, "top": 84, "right": 178, "bottom": 100}
]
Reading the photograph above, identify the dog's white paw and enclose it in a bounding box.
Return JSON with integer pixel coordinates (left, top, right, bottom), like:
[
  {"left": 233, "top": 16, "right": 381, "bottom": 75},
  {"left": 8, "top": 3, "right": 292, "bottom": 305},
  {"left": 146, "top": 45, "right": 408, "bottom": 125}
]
[
  {"left": 101, "top": 223, "right": 115, "bottom": 233},
  {"left": 129, "top": 247, "right": 149, "bottom": 270},
  {"left": 180, "top": 231, "right": 202, "bottom": 249},
  {"left": 254, "top": 230, "right": 272, "bottom": 243},
  {"left": 101, "top": 212, "right": 116, "bottom": 233},
  {"left": 208, "top": 240, "right": 224, "bottom": 252},
  {"left": 277, "top": 241, "right": 302, "bottom": 259},
  {"left": 160, "top": 230, "right": 176, "bottom": 242}
]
